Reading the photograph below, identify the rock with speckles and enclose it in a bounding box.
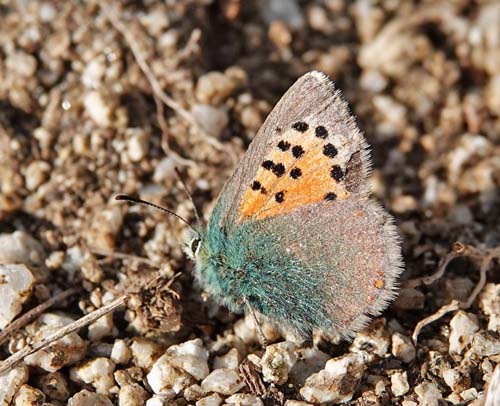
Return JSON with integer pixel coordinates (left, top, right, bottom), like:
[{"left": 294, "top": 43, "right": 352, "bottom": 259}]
[
  {"left": 200, "top": 368, "right": 245, "bottom": 395},
  {"left": 300, "top": 352, "right": 366, "bottom": 404},
  {"left": 260, "top": 341, "right": 297, "bottom": 384},
  {"left": 68, "top": 389, "right": 113, "bottom": 406},
  {"left": 0, "top": 366, "right": 29, "bottom": 406},
  {"left": 449, "top": 311, "right": 479, "bottom": 354},
  {"left": 0, "top": 264, "right": 35, "bottom": 329}
]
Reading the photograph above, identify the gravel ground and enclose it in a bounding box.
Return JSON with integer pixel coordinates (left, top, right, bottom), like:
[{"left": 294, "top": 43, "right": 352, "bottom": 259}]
[{"left": 0, "top": 1, "right": 499, "bottom": 405}]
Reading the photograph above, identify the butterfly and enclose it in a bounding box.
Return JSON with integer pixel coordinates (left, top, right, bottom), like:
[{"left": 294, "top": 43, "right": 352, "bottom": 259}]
[
  {"left": 184, "top": 71, "right": 403, "bottom": 340},
  {"left": 119, "top": 71, "right": 403, "bottom": 341}
]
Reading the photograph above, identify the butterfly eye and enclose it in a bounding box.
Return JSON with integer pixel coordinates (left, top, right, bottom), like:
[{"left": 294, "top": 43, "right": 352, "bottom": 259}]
[{"left": 189, "top": 237, "right": 201, "bottom": 257}]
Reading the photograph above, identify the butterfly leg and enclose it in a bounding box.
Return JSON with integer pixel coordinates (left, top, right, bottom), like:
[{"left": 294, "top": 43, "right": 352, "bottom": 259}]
[{"left": 245, "top": 298, "right": 268, "bottom": 348}]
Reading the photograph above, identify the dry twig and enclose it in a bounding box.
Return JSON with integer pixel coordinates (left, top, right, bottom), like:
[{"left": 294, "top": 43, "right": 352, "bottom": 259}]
[
  {"left": 0, "top": 295, "right": 127, "bottom": 375},
  {"left": 411, "top": 242, "right": 499, "bottom": 344},
  {"left": 0, "top": 287, "right": 80, "bottom": 347}
]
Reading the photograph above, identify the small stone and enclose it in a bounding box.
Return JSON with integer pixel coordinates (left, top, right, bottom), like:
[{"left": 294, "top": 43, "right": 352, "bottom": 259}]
[
  {"left": 25, "top": 160, "right": 51, "bottom": 190},
  {"left": 225, "top": 393, "right": 264, "bottom": 405},
  {"left": 70, "top": 358, "right": 116, "bottom": 394},
  {"left": 360, "top": 69, "right": 388, "bottom": 93},
  {"left": 82, "top": 56, "right": 106, "bottom": 88},
  {"left": 127, "top": 128, "right": 150, "bottom": 162},
  {"left": 192, "top": 104, "right": 229, "bottom": 137},
  {"left": 0, "top": 264, "right": 35, "bottom": 329},
  {"left": 391, "top": 332, "right": 416, "bottom": 363},
  {"left": 153, "top": 157, "right": 177, "bottom": 183},
  {"left": 449, "top": 311, "right": 480, "bottom": 354},
  {"left": 479, "top": 283, "right": 500, "bottom": 333},
  {"left": 0, "top": 231, "right": 46, "bottom": 266},
  {"left": 0, "top": 366, "right": 29, "bottom": 406},
  {"left": 300, "top": 353, "right": 366, "bottom": 404},
  {"left": 88, "top": 312, "right": 117, "bottom": 342},
  {"left": 288, "top": 347, "right": 330, "bottom": 386},
  {"left": 260, "top": 341, "right": 297, "bottom": 384},
  {"left": 390, "top": 371, "right": 409, "bottom": 397},
  {"left": 443, "top": 367, "right": 471, "bottom": 393},
  {"left": 195, "top": 71, "right": 238, "bottom": 104},
  {"left": 35, "top": 371, "right": 70, "bottom": 401},
  {"left": 350, "top": 318, "right": 390, "bottom": 360},
  {"left": 84, "top": 90, "right": 113, "bottom": 127},
  {"left": 201, "top": 369, "right": 245, "bottom": 395},
  {"left": 130, "top": 338, "right": 163, "bottom": 370},
  {"left": 111, "top": 339, "right": 132, "bottom": 365},
  {"left": 233, "top": 313, "right": 280, "bottom": 345},
  {"left": 146, "top": 339, "right": 209, "bottom": 395},
  {"left": 68, "top": 389, "right": 113, "bottom": 406},
  {"left": 468, "top": 331, "right": 500, "bottom": 357},
  {"left": 118, "top": 384, "right": 149, "bottom": 406},
  {"left": 13, "top": 384, "right": 45, "bottom": 406},
  {"left": 460, "top": 388, "right": 478, "bottom": 402},
  {"left": 196, "top": 393, "right": 223, "bottom": 406},
  {"left": 85, "top": 206, "right": 124, "bottom": 251},
  {"left": 415, "top": 382, "right": 443, "bottom": 406},
  {"left": 165, "top": 339, "right": 209, "bottom": 380},
  {"left": 25, "top": 313, "right": 87, "bottom": 372},
  {"left": 145, "top": 394, "right": 172, "bottom": 406},
  {"left": 184, "top": 384, "right": 205, "bottom": 402},
  {"left": 284, "top": 402, "right": 313, "bottom": 406},
  {"left": 240, "top": 105, "right": 263, "bottom": 132},
  {"left": 213, "top": 348, "right": 240, "bottom": 370},
  {"left": 262, "top": 0, "right": 305, "bottom": 29},
  {"left": 268, "top": 20, "right": 292, "bottom": 48}
]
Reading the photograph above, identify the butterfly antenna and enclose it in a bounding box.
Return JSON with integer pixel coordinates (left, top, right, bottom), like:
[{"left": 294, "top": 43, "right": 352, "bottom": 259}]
[
  {"left": 174, "top": 167, "right": 202, "bottom": 226},
  {"left": 115, "top": 195, "right": 198, "bottom": 234}
]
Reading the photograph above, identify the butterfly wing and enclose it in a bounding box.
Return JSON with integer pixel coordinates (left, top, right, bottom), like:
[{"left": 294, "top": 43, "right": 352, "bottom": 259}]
[
  {"left": 207, "top": 71, "right": 402, "bottom": 338},
  {"left": 212, "top": 71, "right": 370, "bottom": 230}
]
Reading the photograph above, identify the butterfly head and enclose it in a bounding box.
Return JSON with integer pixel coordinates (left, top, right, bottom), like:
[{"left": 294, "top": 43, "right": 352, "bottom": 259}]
[{"left": 185, "top": 231, "right": 203, "bottom": 260}]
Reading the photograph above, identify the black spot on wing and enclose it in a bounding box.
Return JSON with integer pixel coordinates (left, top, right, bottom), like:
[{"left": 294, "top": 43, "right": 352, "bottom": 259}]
[
  {"left": 315, "top": 126, "right": 328, "bottom": 139},
  {"left": 262, "top": 160, "right": 274, "bottom": 170},
  {"left": 272, "top": 163, "right": 286, "bottom": 177},
  {"left": 275, "top": 191, "right": 285, "bottom": 203},
  {"left": 292, "top": 122, "right": 309, "bottom": 132},
  {"left": 323, "top": 143, "right": 338, "bottom": 158},
  {"left": 277, "top": 140, "right": 290, "bottom": 151},
  {"left": 251, "top": 180, "right": 261, "bottom": 190},
  {"left": 291, "top": 145, "right": 304, "bottom": 158},
  {"left": 324, "top": 192, "right": 337, "bottom": 201},
  {"left": 331, "top": 165, "right": 344, "bottom": 181},
  {"left": 290, "top": 168, "right": 302, "bottom": 179}
]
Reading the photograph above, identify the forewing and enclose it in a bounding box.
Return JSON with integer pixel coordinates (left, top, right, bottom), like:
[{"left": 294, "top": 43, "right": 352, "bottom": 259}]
[{"left": 213, "top": 71, "right": 370, "bottom": 230}]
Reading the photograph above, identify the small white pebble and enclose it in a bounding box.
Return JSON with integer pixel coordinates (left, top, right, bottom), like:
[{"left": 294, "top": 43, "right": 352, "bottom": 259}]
[
  {"left": 130, "top": 338, "right": 163, "bottom": 370},
  {"left": 225, "top": 393, "right": 264, "bottom": 405},
  {"left": 415, "top": 382, "right": 443, "bottom": 406},
  {"left": 0, "top": 264, "right": 35, "bottom": 328},
  {"left": 25, "top": 160, "right": 51, "bottom": 190},
  {"left": 201, "top": 369, "right": 245, "bottom": 395},
  {"left": 390, "top": 371, "right": 409, "bottom": 397},
  {"left": 0, "top": 231, "right": 46, "bottom": 266},
  {"left": 0, "top": 366, "right": 29, "bottom": 406},
  {"left": 213, "top": 348, "right": 241, "bottom": 370},
  {"left": 261, "top": 341, "right": 297, "bottom": 384},
  {"left": 391, "top": 332, "right": 416, "bottom": 363},
  {"left": 118, "top": 384, "right": 149, "bottom": 406},
  {"left": 449, "top": 311, "right": 479, "bottom": 354},
  {"left": 127, "top": 128, "right": 150, "bottom": 162},
  {"left": 300, "top": 353, "right": 366, "bottom": 404},
  {"left": 84, "top": 91, "right": 112, "bottom": 127},
  {"left": 88, "top": 313, "right": 116, "bottom": 342},
  {"left": 68, "top": 389, "right": 112, "bottom": 406},
  {"left": 70, "top": 358, "right": 116, "bottom": 394},
  {"left": 111, "top": 339, "right": 132, "bottom": 365},
  {"left": 196, "top": 393, "right": 223, "bottom": 406},
  {"left": 13, "top": 384, "right": 46, "bottom": 405}
]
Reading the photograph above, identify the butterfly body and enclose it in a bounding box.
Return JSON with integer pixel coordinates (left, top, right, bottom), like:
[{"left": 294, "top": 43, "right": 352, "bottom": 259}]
[{"left": 189, "top": 71, "right": 403, "bottom": 339}]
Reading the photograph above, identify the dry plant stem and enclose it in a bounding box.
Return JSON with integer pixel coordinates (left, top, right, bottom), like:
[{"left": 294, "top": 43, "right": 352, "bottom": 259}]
[
  {"left": 412, "top": 299, "right": 460, "bottom": 344},
  {"left": 90, "top": 247, "right": 157, "bottom": 266},
  {"left": 0, "top": 295, "right": 127, "bottom": 375},
  {"left": 103, "top": 4, "right": 197, "bottom": 128},
  {"left": 0, "top": 287, "right": 80, "bottom": 347},
  {"left": 153, "top": 93, "right": 194, "bottom": 168},
  {"left": 102, "top": 3, "right": 227, "bottom": 154},
  {"left": 411, "top": 243, "right": 499, "bottom": 344}
]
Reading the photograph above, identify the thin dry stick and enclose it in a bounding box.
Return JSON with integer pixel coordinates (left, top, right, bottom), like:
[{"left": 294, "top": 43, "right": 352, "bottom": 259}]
[
  {"left": 0, "top": 287, "right": 80, "bottom": 347},
  {"left": 102, "top": 3, "right": 227, "bottom": 153},
  {"left": 404, "top": 242, "right": 465, "bottom": 289},
  {"left": 90, "top": 246, "right": 158, "bottom": 266},
  {"left": 411, "top": 243, "right": 499, "bottom": 344},
  {"left": 153, "top": 92, "right": 194, "bottom": 168},
  {"left": 412, "top": 300, "right": 460, "bottom": 344},
  {"left": 0, "top": 295, "right": 127, "bottom": 375}
]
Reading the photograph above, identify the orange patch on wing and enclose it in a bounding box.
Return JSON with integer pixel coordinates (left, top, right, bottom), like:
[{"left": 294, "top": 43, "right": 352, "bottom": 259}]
[
  {"left": 239, "top": 124, "right": 350, "bottom": 219},
  {"left": 374, "top": 279, "right": 385, "bottom": 289}
]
